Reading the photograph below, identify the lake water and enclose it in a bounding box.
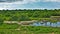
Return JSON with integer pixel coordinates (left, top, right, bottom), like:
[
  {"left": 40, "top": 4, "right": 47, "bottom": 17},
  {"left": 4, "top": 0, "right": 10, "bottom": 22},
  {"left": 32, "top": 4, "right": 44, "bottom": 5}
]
[{"left": 29, "top": 22, "right": 60, "bottom": 27}]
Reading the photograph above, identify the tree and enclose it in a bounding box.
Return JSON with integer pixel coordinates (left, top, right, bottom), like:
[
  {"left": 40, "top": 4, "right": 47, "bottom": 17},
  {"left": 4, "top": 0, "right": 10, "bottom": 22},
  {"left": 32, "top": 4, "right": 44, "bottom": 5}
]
[
  {"left": 10, "top": 16, "right": 18, "bottom": 21},
  {"left": 19, "top": 15, "right": 30, "bottom": 21},
  {"left": 0, "top": 18, "right": 4, "bottom": 25}
]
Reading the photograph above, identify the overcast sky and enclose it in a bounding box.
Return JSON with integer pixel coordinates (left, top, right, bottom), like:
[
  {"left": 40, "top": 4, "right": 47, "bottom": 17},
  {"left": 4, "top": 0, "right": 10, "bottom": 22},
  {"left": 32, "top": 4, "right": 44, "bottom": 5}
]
[{"left": 0, "top": 0, "right": 60, "bottom": 10}]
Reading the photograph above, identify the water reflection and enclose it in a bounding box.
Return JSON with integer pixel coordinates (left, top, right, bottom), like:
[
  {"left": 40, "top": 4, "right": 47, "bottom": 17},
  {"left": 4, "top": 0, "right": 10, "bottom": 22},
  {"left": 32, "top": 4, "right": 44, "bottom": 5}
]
[{"left": 30, "top": 22, "right": 60, "bottom": 27}]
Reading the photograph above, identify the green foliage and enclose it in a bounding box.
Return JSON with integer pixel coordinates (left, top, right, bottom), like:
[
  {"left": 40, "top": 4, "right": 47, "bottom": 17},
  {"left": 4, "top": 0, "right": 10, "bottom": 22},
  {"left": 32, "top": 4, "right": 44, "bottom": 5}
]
[
  {"left": 0, "top": 19, "right": 3, "bottom": 25},
  {"left": 0, "top": 9, "right": 60, "bottom": 34},
  {"left": 20, "top": 26, "right": 60, "bottom": 33},
  {"left": 19, "top": 15, "right": 31, "bottom": 21},
  {"left": 0, "top": 26, "right": 60, "bottom": 34},
  {"left": 0, "top": 9, "right": 60, "bottom": 21},
  {"left": 0, "top": 32, "right": 5, "bottom": 34},
  {"left": 0, "top": 23, "right": 19, "bottom": 29}
]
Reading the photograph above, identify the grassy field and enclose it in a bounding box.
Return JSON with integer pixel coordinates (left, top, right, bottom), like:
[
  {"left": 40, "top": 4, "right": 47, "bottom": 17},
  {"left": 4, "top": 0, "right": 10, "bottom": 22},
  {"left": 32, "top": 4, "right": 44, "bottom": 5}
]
[
  {"left": 0, "top": 23, "right": 60, "bottom": 34},
  {"left": 0, "top": 10, "right": 60, "bottom": 34},
  {"left": 0, "top": 23, "right": 19, "bottom": 29}
]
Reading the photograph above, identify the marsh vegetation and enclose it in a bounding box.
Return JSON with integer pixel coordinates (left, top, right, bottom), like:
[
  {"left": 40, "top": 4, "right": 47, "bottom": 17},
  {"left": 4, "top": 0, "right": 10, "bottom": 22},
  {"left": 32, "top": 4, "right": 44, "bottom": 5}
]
[{"left": 0, "top": 9, "right": 60, "bottom": 34}]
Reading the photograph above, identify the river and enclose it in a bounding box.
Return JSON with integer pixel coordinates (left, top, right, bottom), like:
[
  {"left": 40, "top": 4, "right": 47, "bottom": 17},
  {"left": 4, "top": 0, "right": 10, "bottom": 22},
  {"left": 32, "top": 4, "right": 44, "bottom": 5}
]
[{"left": 29, "top": 22, "right": 60, "bottom": 27}]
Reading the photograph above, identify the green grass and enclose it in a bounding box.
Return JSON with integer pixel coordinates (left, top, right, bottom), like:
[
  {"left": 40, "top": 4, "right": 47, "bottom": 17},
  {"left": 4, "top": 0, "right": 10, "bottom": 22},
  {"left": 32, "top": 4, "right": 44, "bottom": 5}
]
[
  {"left": 0, "top": 29, "right": 59, "bottom": 34},
  {"left": 0, "top": 23, "right": 19, "bottom": 29},
  {"left": 0, "top": 24, "right": 60, "bottom": 34},
  {"left": 20, "top": 26, "right": 60, "bottom": 33},
  {"left": 30, "top": 17, "right": 58, "bottom": 23}
]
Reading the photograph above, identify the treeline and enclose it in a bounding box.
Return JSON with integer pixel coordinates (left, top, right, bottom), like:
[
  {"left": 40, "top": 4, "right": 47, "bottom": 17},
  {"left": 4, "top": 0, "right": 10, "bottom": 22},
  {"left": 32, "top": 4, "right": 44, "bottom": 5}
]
[{"left": 0, "top": 9, "right": 60, "bottom": 21}]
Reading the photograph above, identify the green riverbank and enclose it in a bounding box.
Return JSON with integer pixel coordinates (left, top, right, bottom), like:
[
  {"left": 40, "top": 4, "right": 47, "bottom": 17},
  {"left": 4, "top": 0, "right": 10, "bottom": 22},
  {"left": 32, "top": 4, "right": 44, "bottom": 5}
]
[{"left": 0, "top": 23, "right": 59, "bottom": 34}]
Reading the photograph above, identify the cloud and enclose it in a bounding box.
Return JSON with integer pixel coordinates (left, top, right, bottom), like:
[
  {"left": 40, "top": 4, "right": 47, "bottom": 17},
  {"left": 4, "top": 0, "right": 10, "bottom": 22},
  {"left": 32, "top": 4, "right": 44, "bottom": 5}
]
[
  {"left": 44, "top": 0, "right": 60, "bottom": 2},
  {"left": 0, "top": 0, "right": 40, "bottom": 4},
  {"left": 0, "top": 0, "right": 60, "bottom": 10},
  {"left": 0, "top": 0, "right": 41, "bottom": 10},
  {"left": 0, "top": 0, "right": 60, "bottom": 4}
]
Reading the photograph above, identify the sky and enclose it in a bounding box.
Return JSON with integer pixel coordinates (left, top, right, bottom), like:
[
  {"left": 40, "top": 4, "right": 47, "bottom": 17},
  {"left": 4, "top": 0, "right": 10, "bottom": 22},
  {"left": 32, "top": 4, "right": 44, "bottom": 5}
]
[{"left": 0, "top": 0, "right": 60, "bottom": 10}]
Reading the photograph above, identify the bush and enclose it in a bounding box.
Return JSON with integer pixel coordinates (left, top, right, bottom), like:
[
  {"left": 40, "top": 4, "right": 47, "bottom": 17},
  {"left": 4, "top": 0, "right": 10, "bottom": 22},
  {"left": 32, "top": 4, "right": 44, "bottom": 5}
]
[{"left": 0, "top": 19, "right": 4, "bottom": 25}]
